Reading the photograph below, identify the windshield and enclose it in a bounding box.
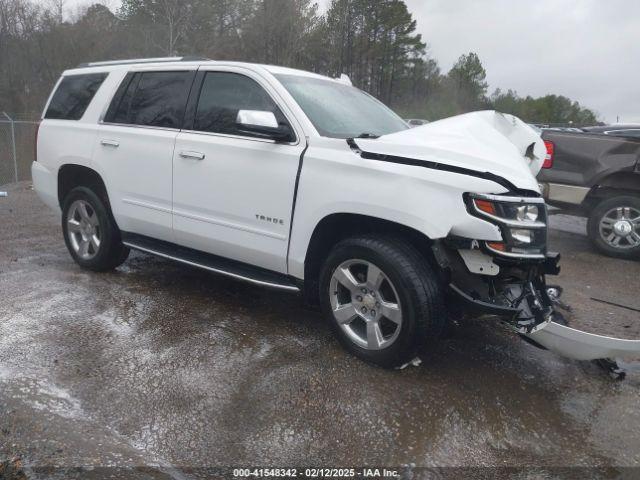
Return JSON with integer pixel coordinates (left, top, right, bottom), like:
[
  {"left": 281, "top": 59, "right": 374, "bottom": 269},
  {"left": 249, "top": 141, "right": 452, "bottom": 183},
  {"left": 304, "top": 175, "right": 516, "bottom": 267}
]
[{"left": 275, "top": 74, "right": 408, "bottom": 139}]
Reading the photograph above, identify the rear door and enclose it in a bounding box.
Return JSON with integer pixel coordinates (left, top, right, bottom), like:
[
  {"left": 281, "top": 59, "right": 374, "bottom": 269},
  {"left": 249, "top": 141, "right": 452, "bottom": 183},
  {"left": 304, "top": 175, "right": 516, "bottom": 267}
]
[
  {"left": 172, "top": 67, "right": 305, "bottom": 273},
  {"left": 93, "top": 67, "right": 196, "bottom": 242}
]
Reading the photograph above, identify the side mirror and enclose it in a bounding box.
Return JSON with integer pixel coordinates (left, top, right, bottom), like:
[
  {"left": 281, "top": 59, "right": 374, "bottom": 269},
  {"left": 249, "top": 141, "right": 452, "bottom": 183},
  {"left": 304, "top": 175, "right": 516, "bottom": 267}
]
[{"left": 236, "top": 110, "right": 294, "bottom": 142}]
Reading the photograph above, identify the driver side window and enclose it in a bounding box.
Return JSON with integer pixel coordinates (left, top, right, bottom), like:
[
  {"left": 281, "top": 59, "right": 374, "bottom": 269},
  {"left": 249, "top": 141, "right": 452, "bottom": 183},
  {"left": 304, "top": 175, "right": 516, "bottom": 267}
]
[{"left": 193, "top": 72, "right": 290, "bottom": 139}]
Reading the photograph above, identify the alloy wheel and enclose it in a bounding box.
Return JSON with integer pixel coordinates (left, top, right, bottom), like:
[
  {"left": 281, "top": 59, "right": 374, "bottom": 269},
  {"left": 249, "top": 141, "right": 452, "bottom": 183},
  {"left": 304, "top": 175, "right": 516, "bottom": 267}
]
[
  {"left": 599, "top": 206, "right": 640, "bottom": 250},
  {"left": 66, "top": 199, "right": 101, "bottom": 260},
  {"left": 329, "top": 259, "right": 402, "bottom": 350}
]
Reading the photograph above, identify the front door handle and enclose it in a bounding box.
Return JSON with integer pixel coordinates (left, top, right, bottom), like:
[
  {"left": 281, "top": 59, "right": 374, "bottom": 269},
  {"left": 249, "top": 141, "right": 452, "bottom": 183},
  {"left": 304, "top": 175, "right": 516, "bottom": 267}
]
[
  {"left": 179, "top": 151, "right": 205, "bottom": 161},
  {"left": 100, "top": 139, "right": 120, "bottom": 148}
]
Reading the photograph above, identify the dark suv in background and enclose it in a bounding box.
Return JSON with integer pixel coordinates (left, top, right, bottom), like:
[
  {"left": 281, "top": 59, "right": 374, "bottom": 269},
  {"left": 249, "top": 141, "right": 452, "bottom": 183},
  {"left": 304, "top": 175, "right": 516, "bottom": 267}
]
[{"left": 538, "top": 126, "right": 640, "bottom": 259}]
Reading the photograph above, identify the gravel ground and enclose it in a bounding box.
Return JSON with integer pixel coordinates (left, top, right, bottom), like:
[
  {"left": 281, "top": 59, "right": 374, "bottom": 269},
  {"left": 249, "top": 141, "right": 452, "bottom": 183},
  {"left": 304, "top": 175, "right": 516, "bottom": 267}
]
[{"left": 1, "top": 182, "right": 639, "bottom": 479}]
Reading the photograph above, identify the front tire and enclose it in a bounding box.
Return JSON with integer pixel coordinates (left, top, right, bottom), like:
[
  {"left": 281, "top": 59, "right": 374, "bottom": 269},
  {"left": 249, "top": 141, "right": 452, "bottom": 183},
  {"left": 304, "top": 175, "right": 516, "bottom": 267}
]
[
  {"left": 587, "top": 195, "right": 640, "bottom": 259},
  {"left": 61, "top": 186, "right": 129, "bottom": 271},
  {"left": 319, "top": 235, "right": 445, "bottom": 368}
]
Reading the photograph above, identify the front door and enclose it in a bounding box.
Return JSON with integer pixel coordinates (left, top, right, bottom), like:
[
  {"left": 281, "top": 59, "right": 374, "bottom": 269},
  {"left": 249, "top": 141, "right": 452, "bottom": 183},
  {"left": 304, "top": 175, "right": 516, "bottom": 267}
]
[{"left": 172, "top": 68, "right": 305, "bottom": 273}]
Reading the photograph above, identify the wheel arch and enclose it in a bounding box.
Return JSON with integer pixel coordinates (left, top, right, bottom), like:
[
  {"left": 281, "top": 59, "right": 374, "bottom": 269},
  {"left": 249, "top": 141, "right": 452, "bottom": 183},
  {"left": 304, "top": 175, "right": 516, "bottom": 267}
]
[
  {"left": 584, "top": 171, "right": 640, "bottom": 210},
  {"left": 302, "top": 213, "right": 439, "bottom": 306},
  {"left": 58, "top": 164, "right": 110, "bottom": 209}
]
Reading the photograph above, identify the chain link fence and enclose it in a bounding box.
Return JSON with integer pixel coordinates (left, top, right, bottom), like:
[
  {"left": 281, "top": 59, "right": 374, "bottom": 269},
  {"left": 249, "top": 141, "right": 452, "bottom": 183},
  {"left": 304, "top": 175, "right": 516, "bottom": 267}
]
[{"left": 0, "top": 113, "right": 40, "bottom": 187}]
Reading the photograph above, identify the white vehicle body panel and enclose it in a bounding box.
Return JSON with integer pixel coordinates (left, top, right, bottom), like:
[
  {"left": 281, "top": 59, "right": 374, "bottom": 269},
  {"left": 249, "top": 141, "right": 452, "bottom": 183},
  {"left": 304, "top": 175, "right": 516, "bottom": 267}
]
[
  {"left": 93, "top": 124, "right": 177, "bottom": 242},
  {"left": 172, "top": 131, "right": 303, "bottom": 272},
  {"left": 33, "top": 120, "right": 98, "bottom": 211},
  {"left": 31, "top": 161, "right": 59, "bottom": 212},
  {"left": 286, "top": 136, "right": 506, "bottom": 279},
  {"left": 355, "top": 111, "right": 546, "bottom": 191},
  {"left": 525, "top": 320, "right": 640, "bottom": 361}
]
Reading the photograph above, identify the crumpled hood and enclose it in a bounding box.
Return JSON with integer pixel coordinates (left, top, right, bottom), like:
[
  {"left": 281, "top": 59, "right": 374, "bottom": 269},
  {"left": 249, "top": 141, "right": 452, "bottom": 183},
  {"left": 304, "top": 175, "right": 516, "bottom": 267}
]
[{"left": 355, "top": 110, "right": 546, "bottom": 192}]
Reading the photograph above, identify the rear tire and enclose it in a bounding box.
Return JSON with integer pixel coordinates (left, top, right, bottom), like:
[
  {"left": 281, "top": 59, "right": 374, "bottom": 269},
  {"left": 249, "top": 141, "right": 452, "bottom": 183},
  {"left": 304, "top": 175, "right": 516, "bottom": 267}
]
[
  {"left": 587, "top": 195, "right": 640, "bottom": 260},
  {"left": 319, "top": 235, "right": 445, "bottom": 368},
  {"left": 61, "top": 186, "right": 129, "bottom": 271}
]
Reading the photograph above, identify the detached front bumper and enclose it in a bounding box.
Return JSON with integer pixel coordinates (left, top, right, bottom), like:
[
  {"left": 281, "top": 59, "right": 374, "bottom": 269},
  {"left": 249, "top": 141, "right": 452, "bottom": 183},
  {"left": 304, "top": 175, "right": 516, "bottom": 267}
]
[{"left": 522, "top": 320, "right": 640, "bottom": 361}]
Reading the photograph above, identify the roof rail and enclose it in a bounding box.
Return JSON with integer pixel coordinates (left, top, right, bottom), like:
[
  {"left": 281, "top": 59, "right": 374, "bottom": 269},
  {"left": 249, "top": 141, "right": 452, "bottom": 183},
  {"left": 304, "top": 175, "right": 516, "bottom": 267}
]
[{"left": 76, "top": 56, "right": 211, "bottom": 68}]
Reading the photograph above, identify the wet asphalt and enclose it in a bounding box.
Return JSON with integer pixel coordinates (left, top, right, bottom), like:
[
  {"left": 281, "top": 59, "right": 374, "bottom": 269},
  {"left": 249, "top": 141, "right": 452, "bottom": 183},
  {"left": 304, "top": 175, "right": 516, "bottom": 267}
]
[{"left": 1, "top": 182, "right": 640, "bottom": 478}]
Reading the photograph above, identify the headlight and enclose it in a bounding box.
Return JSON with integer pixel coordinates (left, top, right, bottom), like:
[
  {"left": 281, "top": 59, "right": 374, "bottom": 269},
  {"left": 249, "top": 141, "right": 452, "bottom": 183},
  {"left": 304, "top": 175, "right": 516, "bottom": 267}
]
[
  {"left": 510, "top": 229, "right": 534, "bottom": 244},
  {"left": 516, "top": 205, "right": 539, "bottom": 222},
  {"left": 465, "top": 193, "right": 548, "bottom": 259}
]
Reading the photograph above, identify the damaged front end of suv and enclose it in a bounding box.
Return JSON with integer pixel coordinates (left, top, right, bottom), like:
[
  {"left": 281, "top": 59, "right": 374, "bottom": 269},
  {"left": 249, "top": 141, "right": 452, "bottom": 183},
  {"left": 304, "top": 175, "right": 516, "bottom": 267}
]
[
  {"left": 354, "top": 110, "right": 640, "bottom": 367},
  {"left": 437, "top": 188, "right": 640, "bottom": 368},
  {"left": 444, "top": 191, "right": 559, "bottom": 334}
]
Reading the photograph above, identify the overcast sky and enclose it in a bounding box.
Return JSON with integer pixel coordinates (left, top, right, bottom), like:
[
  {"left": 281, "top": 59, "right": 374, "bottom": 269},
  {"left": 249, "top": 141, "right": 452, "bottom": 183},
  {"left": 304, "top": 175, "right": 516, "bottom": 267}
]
[
  {"left": 66, "top": 0, "right": 639, "bottom": 123},
  {"left": 406, "top": 0, "right": 640, "bottom": 124}
]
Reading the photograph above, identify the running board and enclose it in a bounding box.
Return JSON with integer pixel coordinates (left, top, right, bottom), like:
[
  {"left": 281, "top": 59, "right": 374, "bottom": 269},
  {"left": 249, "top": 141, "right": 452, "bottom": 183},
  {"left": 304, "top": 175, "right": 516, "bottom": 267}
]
[{"left": 121, "top": 233, "right": 300, "bottom": 292}]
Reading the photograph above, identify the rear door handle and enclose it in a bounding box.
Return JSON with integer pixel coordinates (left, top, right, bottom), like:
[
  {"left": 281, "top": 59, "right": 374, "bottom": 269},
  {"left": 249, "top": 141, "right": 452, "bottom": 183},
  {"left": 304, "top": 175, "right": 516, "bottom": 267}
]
[
  {"left": 179, "top": 151, "right": 205, "bottom": 161},
  {"left": 100, "top": 139, "right": 119, "bottom": 148}
]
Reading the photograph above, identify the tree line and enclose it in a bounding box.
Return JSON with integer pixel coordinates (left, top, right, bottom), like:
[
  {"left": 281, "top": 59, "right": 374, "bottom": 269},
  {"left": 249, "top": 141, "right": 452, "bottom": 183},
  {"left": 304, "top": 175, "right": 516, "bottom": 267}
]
[{"left": 0, "top": 0, "right": 598, "bottom": 125}]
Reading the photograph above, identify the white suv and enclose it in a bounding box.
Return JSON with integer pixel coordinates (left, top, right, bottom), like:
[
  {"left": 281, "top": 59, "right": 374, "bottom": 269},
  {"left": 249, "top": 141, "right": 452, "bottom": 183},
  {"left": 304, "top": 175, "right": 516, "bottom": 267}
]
[{"left": 34, "top": 57, "right": 637, "bottom": 367}]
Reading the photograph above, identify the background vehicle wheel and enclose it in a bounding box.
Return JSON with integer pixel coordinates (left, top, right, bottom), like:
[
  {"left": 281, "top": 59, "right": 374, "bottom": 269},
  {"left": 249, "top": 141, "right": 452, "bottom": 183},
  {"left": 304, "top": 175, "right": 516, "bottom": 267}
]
[
  {"left": 61, "top": 186, "right": 129, "bottom": 271},
  {"left": 587, "top": 196, "right": 640, "bottom": 260},
  {"left": 319, "top": 235, "right": 445, "bottom": 368}
]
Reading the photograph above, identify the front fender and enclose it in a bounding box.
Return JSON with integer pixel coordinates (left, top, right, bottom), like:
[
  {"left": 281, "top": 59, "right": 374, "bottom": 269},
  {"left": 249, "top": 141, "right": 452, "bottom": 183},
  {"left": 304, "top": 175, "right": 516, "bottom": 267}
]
[{"left": 287, "top": 139, "right": 507, "bottom": 279}]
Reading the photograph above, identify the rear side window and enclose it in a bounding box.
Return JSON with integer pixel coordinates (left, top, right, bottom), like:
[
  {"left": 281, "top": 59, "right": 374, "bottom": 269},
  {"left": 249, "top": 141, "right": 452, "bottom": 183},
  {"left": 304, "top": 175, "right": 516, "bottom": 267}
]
[
  {"left": 193, "top": 72, "right": 290, "bottom": 137},
  {"left": 105, "top": 71, "right": 193, "bottom": 129},
  {"left": 45, "top": 73, "right": 107, "bottom": 120}
]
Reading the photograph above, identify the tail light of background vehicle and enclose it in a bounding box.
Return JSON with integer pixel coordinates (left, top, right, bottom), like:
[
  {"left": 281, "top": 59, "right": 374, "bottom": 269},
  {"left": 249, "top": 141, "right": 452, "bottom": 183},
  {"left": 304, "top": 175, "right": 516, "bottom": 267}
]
[
  {"left": 542, "top": 140, "right": 554, "bottom": 169},
  {"left": 34, "top": 120, "right": 41, "bottom": 162}
]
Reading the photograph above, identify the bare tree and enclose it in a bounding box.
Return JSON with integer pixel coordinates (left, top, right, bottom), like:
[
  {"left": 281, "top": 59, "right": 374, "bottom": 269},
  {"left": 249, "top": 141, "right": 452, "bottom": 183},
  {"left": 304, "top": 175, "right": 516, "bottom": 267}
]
[
  {"left": 47, "top": 0, "right": 65, "bottom": 23},
  {"left": 157, "top": 0, "right": 191, "bottom": 56}
]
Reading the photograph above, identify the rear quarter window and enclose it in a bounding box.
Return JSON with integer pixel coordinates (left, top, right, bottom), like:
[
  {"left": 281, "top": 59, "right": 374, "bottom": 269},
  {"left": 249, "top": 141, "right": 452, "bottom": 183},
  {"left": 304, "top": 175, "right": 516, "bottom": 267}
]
[{"left": 45, "top": 73, "right": 108, "bottom": 120}]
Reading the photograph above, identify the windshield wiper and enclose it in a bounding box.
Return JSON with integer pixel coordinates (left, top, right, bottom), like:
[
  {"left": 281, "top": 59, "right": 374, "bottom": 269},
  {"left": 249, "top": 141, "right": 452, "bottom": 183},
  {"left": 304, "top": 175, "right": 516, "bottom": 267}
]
[{"left": 355, "top": 133, "right": 380, "bottom": 139}]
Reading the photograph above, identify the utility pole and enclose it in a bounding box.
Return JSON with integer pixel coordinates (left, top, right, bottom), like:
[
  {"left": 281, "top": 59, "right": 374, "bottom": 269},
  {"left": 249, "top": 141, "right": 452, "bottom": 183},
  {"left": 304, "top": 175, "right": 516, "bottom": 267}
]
[{"left": 2, "top": 112, "right": 18, "bottom": 183}]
